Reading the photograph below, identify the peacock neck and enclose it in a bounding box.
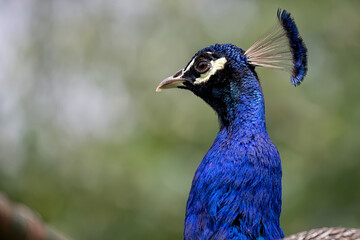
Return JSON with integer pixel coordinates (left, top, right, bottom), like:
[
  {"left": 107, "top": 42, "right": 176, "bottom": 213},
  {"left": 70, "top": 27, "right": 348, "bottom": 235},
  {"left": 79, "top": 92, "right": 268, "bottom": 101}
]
[
  {"left": 222, "top": 80, "right": 266, "bottom": 133},
  {"left": 184, "top": 72, "right": 284, "bottom": 240}
]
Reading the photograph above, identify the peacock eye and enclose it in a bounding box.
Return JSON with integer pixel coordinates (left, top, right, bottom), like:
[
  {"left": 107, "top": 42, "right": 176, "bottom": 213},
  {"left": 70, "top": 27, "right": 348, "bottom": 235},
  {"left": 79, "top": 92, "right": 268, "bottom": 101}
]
[{"left": 195, "top": 61, "right": 210, "bottom": 74}]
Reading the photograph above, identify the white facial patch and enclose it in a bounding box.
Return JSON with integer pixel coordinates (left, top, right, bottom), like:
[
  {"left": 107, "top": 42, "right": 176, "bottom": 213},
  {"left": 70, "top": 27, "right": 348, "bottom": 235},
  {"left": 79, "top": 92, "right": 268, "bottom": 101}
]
[{"left": 194, "top": 57, "right": 227, "bottom": 85}]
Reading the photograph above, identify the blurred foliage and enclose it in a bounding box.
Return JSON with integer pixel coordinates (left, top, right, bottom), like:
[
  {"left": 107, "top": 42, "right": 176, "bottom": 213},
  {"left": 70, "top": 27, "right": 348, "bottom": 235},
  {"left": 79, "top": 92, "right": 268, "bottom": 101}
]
[{"left": 0, "top": 0, "right": 359, "bottom": 239}]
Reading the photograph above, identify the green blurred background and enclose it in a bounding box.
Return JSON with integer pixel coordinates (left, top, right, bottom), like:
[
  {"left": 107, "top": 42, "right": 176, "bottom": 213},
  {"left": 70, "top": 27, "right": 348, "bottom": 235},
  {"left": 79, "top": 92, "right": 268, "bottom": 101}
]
[{"left": 0, "top": 0, "right": 359, "bottom": 239}]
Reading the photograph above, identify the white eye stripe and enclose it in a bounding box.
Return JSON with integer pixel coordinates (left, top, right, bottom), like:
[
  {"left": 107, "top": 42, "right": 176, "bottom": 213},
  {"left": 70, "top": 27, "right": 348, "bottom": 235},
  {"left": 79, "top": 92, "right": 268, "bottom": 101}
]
[
  {"left": 184, "top": 58, "right": 195, "bottom": 72},
  {"left": 194, "top": 57, "right": 227, "bottom": 84}
]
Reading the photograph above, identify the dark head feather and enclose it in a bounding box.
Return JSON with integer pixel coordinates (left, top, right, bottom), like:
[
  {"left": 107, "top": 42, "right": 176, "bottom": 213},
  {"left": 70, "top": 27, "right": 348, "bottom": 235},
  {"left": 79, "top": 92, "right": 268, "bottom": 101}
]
[{"left": 277, "top": 9, "right": 307, "bottom": 86}]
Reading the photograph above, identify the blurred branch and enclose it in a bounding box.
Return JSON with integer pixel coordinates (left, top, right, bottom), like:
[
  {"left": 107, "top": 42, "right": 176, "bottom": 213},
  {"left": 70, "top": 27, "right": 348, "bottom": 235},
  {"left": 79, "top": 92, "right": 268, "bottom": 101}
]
[{"left": 0, "top": 192, "right": 68, "bottom": 240}]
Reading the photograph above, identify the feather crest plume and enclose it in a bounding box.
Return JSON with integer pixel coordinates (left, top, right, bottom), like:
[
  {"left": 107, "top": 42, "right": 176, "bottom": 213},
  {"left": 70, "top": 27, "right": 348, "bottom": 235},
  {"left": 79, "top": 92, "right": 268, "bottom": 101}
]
[{"left": 245, "top": 9, "right": 308, "bottom": 86}]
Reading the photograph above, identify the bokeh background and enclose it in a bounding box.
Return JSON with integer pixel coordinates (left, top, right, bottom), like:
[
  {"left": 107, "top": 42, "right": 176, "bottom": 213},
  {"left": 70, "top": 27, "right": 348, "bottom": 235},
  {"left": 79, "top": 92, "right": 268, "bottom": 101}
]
[{"left": 0, "top": 0, "right": 359, "bottom": 239}]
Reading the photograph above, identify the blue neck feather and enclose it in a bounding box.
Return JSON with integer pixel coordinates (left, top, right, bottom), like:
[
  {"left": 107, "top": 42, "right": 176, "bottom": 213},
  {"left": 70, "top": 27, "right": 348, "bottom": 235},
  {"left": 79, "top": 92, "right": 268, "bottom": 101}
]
[{"left": 184, "top": 49, "right": 284, "bottom": 239}]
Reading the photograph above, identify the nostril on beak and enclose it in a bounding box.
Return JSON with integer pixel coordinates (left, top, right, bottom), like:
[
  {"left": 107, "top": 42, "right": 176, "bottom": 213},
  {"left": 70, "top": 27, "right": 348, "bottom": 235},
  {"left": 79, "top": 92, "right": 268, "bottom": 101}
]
[{"left": 173, "top": 69, "right": 183, "bottom": 78}]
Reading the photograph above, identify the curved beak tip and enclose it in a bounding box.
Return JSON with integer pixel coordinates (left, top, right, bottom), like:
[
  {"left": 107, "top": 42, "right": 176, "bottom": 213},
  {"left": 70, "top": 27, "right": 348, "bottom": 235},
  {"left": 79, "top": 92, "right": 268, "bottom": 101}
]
[{"left": 155, "top": 69, "right": 186, "bottom": 93}]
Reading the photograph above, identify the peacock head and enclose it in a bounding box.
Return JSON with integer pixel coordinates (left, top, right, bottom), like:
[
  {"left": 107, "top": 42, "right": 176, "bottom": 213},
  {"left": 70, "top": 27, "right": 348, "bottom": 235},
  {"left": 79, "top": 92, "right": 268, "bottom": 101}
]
[
  {"left": 156, "top": 44, "right": 249, "bottom": 99},
  {"left": 156, "top": 9, "right": 308, "bottom": 101}
]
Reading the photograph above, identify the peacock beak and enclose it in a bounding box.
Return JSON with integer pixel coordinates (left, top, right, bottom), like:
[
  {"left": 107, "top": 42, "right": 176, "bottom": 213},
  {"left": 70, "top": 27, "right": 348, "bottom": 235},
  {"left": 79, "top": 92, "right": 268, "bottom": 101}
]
[{"left": 156, "top": 69, "right": 188, "bottom": 92}]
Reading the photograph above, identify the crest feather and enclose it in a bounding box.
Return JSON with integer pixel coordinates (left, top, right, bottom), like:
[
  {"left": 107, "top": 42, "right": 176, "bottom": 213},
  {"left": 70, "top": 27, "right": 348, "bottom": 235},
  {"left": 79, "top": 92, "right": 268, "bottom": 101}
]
[{"left": 245, "top": 9, "right": 308, "bottom": 86}]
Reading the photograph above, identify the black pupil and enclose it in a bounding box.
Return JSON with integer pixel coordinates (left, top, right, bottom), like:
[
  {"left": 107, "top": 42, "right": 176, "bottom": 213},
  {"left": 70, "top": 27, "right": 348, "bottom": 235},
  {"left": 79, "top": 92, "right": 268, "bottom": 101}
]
[{"left": 197, "top": 61, "right": 209, "bottom": 72}]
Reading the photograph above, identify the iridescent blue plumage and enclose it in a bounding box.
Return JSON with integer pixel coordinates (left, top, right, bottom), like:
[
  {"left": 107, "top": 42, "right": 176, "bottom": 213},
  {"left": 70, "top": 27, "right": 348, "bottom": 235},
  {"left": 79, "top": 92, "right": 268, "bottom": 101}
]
[{"left": 183, "top": 44, "right": 284, "bottom": 240}]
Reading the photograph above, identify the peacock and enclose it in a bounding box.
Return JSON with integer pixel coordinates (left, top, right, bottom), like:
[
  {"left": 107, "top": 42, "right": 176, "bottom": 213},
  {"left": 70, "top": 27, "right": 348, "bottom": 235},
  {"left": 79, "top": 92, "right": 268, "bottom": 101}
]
[{"left": 156, "top": 9, "right": 360, "bottom": 240}]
